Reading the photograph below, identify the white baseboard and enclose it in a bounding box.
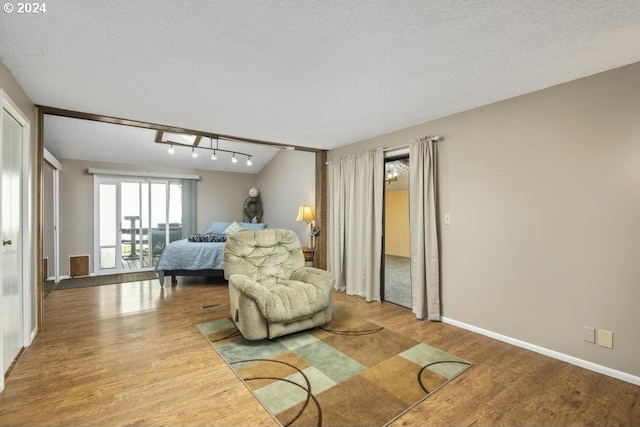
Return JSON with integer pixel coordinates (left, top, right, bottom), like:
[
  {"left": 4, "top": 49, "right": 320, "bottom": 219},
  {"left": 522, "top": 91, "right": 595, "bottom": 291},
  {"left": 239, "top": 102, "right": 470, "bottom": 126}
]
[{"left": 442, "top": 316, "right": 640, "bottom": 386}]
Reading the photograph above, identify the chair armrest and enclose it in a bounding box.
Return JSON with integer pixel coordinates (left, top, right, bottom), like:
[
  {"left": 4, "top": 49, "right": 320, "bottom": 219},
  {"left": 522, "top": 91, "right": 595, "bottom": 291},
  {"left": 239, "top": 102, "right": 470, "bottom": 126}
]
[
  {"left": 228, "top": 274, "right": 269, "bottom": 313},
  {"left": 290, "top": 267, "right": 335, "bottom": 290}
]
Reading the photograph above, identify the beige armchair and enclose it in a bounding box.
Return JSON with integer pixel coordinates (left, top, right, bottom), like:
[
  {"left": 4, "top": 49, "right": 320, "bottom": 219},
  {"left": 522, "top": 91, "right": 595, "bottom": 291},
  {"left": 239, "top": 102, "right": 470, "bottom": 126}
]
[{"left": 223, "top": 228, "right": 335, "bottom": 340}]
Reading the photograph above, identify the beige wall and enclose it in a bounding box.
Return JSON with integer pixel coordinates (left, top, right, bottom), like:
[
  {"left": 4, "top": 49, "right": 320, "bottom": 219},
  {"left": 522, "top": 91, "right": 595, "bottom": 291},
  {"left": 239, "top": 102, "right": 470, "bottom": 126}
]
[
  {"left": 328, "top": 62, "right": 640, "bottom": 378},
  {"left": 57, "top": 159, "right": 258, "bottom": 276},
  {"left": 195, "top": 170, "right": 258, "bottom": 231},
  {"left": 0, "top": 60, "right": 38, "bottom": 333},
  {"left": 384, "top": 190, "right": 410, "bottom": 257},
  {"left": 57, "top": 160, "right": 98, "bottom": 276},
  {"left": 257, "top": 149, "right": 316, "bottom": 247}
]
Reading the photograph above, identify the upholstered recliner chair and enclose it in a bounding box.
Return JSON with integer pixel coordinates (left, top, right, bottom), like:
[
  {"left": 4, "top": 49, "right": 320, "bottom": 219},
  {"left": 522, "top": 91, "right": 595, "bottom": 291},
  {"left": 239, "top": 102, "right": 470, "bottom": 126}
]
[{"left": 223, "top": 228, "right": 335, "bottom": 340}]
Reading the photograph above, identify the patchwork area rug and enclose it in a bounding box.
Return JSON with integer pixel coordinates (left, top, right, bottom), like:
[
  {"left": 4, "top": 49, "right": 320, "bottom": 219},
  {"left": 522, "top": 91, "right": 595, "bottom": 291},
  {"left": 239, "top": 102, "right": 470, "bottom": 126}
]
[{"left": 197, "top": 308, "right": 471, "bottom": 427}]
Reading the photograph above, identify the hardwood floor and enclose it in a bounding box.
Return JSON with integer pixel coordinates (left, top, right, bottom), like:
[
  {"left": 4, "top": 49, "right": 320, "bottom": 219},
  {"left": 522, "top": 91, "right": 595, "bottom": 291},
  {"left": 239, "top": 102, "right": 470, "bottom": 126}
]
[{"left": 0, "top": 277, "right": 638, "bottom": 426}]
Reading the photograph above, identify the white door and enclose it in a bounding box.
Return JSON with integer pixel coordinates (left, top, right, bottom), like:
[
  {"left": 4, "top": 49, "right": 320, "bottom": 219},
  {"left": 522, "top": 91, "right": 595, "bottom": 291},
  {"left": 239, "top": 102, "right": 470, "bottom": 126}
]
[
  {"left": 1, "top": 107, "right": 23, "bottom": 375},
  {"left": 95, "top": 177, "right": 121, "bottom": 274},
  {"left": 42, "top": 155, "right": 61, "bottom": 283}
]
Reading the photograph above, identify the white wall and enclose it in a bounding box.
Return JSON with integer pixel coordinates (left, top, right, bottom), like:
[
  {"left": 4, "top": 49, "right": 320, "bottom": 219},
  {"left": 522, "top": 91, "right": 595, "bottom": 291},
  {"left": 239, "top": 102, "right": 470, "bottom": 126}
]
[
  {"left": 258, "top": 149, "right": 316, "bottom": 247},
  {"left": 328, "top": 62, "right": 640, "bottom": 378}
]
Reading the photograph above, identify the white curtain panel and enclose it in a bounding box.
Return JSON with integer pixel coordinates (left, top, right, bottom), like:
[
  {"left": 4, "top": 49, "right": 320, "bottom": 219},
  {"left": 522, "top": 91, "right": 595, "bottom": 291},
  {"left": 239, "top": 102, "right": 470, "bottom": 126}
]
[
  {"left": 328, "top": 160, "right": 345, "bottom": 289},
  {"left": 409, "top": 138, "right": 441, "bottom": 320},
  {"left": 328, "top": 149, "right": 384, "bottom": 301}
]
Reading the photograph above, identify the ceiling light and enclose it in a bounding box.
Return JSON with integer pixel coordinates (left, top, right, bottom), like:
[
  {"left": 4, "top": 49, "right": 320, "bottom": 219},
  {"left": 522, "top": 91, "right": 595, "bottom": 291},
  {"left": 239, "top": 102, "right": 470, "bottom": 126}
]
[
  {"left": 161, "top": 133, "right": 253, "bottom": 167},
  {"left": 385, "top": 166, "right": 399, "bottom": 185}
]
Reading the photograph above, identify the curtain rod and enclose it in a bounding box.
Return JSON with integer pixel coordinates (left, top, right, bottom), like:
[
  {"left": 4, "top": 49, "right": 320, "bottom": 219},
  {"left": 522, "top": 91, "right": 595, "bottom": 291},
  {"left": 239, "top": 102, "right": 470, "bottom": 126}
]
[
  {"left": 326, "top": 135, "right": 442, "bottom": 164},
  {"left": 382, "top": 135, "right": 442, "bottom": 152}
]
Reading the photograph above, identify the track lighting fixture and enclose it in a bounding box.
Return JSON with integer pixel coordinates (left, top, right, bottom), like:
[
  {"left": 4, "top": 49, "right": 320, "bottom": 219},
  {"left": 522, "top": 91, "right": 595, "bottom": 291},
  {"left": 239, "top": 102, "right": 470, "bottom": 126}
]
[{"left": 159, "top": 133, "right": 254, "bottom": 167}]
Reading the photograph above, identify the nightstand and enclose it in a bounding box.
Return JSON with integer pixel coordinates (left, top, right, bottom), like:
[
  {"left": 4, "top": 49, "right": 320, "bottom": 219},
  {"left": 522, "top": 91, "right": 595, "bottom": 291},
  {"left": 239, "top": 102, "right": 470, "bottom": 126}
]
[{"left": 302, "top": 247, "right": 315, "bottom": 267}]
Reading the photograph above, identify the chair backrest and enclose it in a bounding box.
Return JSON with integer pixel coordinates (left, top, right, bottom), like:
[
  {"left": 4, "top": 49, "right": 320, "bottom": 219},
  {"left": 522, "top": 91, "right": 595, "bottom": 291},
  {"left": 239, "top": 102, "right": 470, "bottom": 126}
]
[{"left": 224, "top": 229, "right": 305, "bottom": 282}]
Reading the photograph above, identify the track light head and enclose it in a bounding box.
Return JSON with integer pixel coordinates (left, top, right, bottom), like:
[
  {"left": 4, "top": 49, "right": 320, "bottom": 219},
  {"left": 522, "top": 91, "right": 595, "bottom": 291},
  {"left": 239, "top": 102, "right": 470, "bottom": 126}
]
[
  {"left": 231, "top": 153, "right": 238, "bottom": 163},
  {"left": 168, "top": 144, "right": 175, "bottom": 155}
]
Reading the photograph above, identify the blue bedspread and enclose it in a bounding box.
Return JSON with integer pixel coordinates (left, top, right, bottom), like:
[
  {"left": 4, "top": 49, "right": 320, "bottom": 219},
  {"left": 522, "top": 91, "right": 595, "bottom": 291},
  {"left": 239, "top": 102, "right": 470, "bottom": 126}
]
[{"left": 155, "top": 238, "right": 226, "bottom": 275}]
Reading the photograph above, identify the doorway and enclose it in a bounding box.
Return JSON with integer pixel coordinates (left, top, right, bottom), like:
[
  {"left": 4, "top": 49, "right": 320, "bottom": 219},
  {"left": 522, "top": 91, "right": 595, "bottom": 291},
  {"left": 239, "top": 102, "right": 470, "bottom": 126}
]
[
  {"left": 382, "top": 155, "right": 411, "bottom": 308},
  {"left": 43, "top": 150, "right": 61, "bottom": 297},
  {"left": 94, "top": 175, "right": 183, "bottom": 274},
  {"left": 1, "top": 90, "right": 33, "bottom": 389}
]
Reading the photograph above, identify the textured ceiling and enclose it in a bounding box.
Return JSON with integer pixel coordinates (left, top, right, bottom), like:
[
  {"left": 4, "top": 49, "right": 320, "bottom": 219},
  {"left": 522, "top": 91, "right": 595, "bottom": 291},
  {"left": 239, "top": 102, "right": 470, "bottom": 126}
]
[{"left": 2, "top": 0, "right": 640, "bottom": 168}]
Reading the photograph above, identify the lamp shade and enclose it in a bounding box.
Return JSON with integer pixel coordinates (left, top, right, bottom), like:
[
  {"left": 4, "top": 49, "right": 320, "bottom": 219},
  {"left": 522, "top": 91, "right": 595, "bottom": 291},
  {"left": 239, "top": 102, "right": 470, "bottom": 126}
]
[{"left": 295, "top": 205, "right": 315, "bottom": 222}]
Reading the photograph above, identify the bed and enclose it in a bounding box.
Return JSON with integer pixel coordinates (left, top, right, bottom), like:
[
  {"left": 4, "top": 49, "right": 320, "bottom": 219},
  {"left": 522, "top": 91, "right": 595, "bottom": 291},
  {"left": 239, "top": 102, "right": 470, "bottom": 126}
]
[{"left": 155, "top": 221, "right": 267, "bottom": 286}]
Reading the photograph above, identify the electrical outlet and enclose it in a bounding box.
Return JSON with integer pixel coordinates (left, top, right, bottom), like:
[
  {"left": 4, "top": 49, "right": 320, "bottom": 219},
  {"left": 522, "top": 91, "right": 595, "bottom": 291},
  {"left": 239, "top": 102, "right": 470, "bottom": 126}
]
[
  {"left": 598, "top": 330, "right": 613, "bottom": 349},
  {"left": 583, "top": 326, "right": 596, "bottom": 343}
]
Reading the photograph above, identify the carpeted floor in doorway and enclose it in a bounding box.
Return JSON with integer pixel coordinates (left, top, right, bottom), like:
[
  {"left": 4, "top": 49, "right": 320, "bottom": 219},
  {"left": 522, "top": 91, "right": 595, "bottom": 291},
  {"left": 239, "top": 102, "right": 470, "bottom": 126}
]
[
  {"left": 197, "top": 308, "right": 471, "bottom": 427},
  {"left": 384, "top": 255, "right": 411, "bottom": 308}
]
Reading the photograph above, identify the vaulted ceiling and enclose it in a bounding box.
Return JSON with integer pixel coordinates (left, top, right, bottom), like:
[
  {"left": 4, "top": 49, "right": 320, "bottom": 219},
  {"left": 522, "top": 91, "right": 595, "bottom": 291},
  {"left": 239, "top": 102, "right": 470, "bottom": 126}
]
[{"left": 1, "top": 1, "right": 640, "bottom": 171}]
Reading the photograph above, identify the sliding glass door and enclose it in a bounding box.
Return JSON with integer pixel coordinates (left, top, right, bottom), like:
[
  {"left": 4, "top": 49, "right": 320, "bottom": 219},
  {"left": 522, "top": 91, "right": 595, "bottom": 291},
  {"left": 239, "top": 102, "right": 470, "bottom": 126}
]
[
  {"left": 94, "top": 176, "right": 183, "bottom": 275},
  {"left": 147, "top": 181, "right": 183, "bottom": 265}
]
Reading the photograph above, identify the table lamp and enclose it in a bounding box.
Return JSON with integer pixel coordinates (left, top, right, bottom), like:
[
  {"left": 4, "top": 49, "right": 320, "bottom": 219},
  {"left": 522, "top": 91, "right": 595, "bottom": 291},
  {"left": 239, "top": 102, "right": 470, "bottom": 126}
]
[{"left": 295, "top": 205, "right": 315, "bottom": 248}]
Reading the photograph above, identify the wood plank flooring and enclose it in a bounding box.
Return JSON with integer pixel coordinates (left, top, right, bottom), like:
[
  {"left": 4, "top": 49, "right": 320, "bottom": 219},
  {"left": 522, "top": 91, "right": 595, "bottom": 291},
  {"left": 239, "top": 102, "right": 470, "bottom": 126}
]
[{"left": 0, "top": 277, "right": 638, "bottom": 426}]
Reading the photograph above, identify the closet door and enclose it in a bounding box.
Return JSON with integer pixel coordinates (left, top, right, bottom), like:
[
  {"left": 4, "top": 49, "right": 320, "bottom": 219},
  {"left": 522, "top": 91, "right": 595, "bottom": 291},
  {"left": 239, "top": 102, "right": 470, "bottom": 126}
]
[{"left": 1, "top": 107, "right": 24, "bottom": 377}]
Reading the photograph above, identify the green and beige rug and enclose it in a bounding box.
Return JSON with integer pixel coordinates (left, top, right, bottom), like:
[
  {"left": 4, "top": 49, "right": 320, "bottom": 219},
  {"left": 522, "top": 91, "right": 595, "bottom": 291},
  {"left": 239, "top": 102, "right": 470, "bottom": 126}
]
[{"left": 197, "top": 309, "right": 471, "bottom": 427}]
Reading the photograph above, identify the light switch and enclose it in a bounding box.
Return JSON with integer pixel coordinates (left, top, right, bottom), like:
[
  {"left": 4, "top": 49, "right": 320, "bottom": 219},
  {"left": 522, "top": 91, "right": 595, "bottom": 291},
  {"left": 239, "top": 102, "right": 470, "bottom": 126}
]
[
  {"left": 583, "top": 326, "right": 596, "bottom": 344},
  {"left": 444, "top": 213, "right": 451, "bottom": 225}
]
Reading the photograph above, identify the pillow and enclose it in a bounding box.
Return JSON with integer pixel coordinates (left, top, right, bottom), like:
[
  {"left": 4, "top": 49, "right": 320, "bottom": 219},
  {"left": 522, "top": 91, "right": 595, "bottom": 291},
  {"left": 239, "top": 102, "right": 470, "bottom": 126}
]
[
  {"left": 240, "top": 222, "right": 268, "bottom": 230},
  {"left": 224, "top": 221, "right": 245, "bottom": 235},
  {"left": 188, "top": 233, "right": 227, "bottom": 243},
  {"left": 204, "top": 221, "right": 231, "bottom": 234}
]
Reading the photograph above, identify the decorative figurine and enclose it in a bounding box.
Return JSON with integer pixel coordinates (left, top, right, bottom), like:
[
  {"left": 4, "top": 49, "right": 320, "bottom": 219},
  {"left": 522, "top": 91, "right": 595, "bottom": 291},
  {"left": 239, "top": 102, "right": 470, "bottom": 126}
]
[{"left": 243, "top": 187, "right": 263, "bottom": 223}]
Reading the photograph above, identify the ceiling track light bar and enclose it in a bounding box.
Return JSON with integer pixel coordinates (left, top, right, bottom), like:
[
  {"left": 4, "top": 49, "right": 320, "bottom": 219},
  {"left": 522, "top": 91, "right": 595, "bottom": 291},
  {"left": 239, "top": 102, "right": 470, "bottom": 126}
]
[
  {"left": 161, "top": 136, "right": 254, "bottom": 165},
  {"left": 207, "top": 136, "right": 253, "bottom": 161}
]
